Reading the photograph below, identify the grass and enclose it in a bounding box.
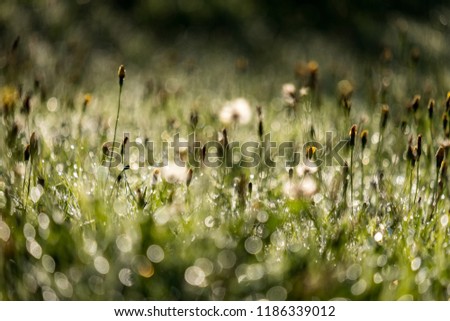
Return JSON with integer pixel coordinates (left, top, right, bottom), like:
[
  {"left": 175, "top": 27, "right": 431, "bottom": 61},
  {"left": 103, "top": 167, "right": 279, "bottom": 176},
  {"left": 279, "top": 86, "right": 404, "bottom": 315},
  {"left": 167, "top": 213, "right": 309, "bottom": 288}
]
[{"left": 1, "top": 8, "right": 450, "bottom": 301}]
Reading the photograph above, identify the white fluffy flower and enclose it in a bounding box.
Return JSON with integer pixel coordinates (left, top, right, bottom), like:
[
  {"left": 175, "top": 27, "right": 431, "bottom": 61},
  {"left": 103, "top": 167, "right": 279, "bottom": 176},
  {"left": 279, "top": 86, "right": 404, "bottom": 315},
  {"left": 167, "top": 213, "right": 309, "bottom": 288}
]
[
  {"left": 282, "top": 83, "right": 296, "bottom": 105},
  {"left": 219, "top": 98, "right": 252, "bottom": 125},
  {"left": 283, "top": 176, "right": 318, "bottom": 199},
  {"left": 161, "top": 163, "right": 188, "bottom": 184}
]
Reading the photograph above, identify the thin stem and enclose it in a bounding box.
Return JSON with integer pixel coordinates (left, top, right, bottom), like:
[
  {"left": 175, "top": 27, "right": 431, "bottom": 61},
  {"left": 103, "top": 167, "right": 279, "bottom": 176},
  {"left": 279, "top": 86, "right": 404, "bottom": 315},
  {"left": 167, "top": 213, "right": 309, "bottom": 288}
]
[
  {"left": 430, "top": 171, "right": 440, "bottom": 217},
  {"left": 414, "top": 159, "right": 420, "bottom": 204},
  {"left": 109, "top": 84, "right": 123, "bottom": 175},
  {"left": 360, "top": 152, "right": 364, "bottom": 203},
  {"left": 408, "top": 165, "right": 413, "bottom": 210},
  {"left": 350, "top": 147, "right": 354, "bottom": 215},
  {"left": 124, "top": 172, "right": 138, "bottom": 205}
]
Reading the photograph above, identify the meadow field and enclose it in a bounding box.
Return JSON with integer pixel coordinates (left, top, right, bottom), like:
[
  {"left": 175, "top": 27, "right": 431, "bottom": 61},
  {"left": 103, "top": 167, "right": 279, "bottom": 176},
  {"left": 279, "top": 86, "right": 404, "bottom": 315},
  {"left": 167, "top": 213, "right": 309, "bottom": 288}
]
[{"left": 1, "top": 1, "right": 450, "bottom": 300}]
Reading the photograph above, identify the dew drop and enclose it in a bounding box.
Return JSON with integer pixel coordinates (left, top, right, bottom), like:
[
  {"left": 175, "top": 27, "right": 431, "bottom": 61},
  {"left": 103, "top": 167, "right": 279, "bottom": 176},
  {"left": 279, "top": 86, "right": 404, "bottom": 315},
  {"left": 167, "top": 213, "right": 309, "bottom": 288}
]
[
  {"left": 146, "top": 244, "right": 164, "bottom": 263},
  {"left": 94, "top": 256, "right": 110, "bottom": 274},
  {"left": 245, "top": 236, "right": 263, "bottom": 254}
]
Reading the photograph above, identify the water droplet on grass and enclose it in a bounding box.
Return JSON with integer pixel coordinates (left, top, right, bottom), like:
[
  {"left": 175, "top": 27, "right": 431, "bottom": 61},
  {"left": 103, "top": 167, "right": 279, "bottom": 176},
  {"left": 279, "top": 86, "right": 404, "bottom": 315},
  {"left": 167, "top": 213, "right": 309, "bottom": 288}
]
[
  {"left": 27, "top": 239, "right": 42, "bottom": 259},
  {"left": 204, "top": 215, "right": 215, "bottom": 227},
  {"left": 146, "top": 245, "right": 164, "bottom": 263},
  {"left": 351, "top": 279, "right": 367, "bottom": 295},
  {"left": 116, "top": 234, "right": 132, "bottom": 253},
  {"left": 245, "top": 236, "right": 263, "bottom": 254},
  {"left": 217, "top": 250, "right": 236, "bottom": 269},
  {"left": 256, "top": 211, "right": 268, "bottom": 223},
  {"left": 185, "top": 266, "right": 206, "bottom": 287},
  {"left": 30, "top": 185, "right": 44, "bottom": 203},
  {"left": 374, "top": 231, "right": 383, "bottom": 242},
  {"left": 411, "top": 257, "right": 421, "bottom": 271},
  {"left": 42, "top": 254, "right": 56, "bottom": 273},
  {"left": 118, "top": 268, "right": 134, "bottom": 287},
  {"left": 195, "top": 258, "right": 214, "bottom": 276},
  {"left": 0, "top": 221, "right": 11, "bottom": 242},
  {"left": 94, "top": 256, "right": 110, "bottom": 274},
  {"left": 267, "top": 286, "right": 287, "bottom": 301}
]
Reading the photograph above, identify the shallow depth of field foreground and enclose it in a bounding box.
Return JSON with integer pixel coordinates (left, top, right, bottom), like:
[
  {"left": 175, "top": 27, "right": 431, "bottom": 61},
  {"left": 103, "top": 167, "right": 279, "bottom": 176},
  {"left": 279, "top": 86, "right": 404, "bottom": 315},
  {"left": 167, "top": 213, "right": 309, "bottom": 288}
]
[{"left": 1, "top": 1, "right": 450, "bottom": 300}]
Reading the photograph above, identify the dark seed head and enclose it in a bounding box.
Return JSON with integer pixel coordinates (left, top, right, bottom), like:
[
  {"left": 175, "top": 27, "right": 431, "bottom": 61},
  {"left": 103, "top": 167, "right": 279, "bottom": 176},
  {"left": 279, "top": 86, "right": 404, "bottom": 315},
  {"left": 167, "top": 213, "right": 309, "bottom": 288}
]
[
  {"left": 121, "top": 136, "right": 129, "bottom": 159},
  {"left": 306, "top": 146, "right": 317, "bottom": 160},
  {"left": 186, "top": 168, "right": 193, "bottom": 187},
  {"left": 258, "top": 120, "right": 263, "bottom": 140},
  {"left": 407, "top": 144, "right": 416, "bottom": 167},
  {"left": 436, "top": 146, "right": 445, "bottom": 171},
  {"left": 411, "top": 95, "right": 420, "bottom": 113},
  {"left": 417, "top": 134, "right": 422, "bottom": 160},
  {"left": 24, "top": 144, "right": 30, "bottom": 162},
  {"left": 349, "top": 125, "right": 357, "bottom": 147},
  {"left": 29, "top": 132, "right": 39, "bottom": 161},
  {"left": 360, "top": 130, "right": 368, "bottom": 150},
  {"left": 428, "top": 99, "right": 434, "bottom": 119},
  {"left": 21, "top": 94, "right": 31, "bottom": 115},
  {"left": 118, "top": 65, "right": 126, "bottom": 86},
  {"left": 446, "top": 92, "right": 450, "bottom": 113},
  {"left": 222, "top": 128, "right": 228, "bottom": 149},
  {"left": 380, "top": 105, "right": 389, "bottom": 129}
]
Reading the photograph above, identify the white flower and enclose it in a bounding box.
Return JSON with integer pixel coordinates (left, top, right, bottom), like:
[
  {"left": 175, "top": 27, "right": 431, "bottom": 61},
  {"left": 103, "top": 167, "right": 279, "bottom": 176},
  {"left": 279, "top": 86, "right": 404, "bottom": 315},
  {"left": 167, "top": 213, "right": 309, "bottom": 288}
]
[
  {"left": 282, "top": 83, "right": 296, "bottom": 105},
  {"left": 219, "top": 98, "right": 252, "bottom": 125},
  {"left": 283, "top": 176, "right": 318, "bottom": 199},
  {"left": 161, "top": 163, "right": 188, "bottom": 184},
  {"left": 299, "top": 86, "right": 310, "bottom": 97}
]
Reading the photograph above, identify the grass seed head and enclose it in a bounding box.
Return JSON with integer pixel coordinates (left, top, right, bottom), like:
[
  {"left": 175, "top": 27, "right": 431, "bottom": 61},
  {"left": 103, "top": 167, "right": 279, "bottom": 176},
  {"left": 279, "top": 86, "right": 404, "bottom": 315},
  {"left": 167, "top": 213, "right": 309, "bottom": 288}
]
[
  {"left": 428, "top": 99, "right": 434, "bottom": 119},
  {"left": 121, "top": 136, "right": 129, "bottom": 161},
  {"left": 443, "top": 113, "right": 448, "bottom": 133},
  {"left": 407, "top": 144, "right": 416, "bottom": 167},
  {"left": 411, "top": 95, "right": 420, "bottom": 113},
  {"left": 380, "top": 104, "right": 389, "bottom": 129},
  {"left": 446, "top": 92, "right": 450, "bottom": 112},
  {"left": 307, "top": 60, "right": 319, "bottom": 90},
  {"left": 349, "top": 125, "right": 357, "bottom": 147},
  {"left": 258, "top": 119, "right": 263, "bottom": 140},
  {"left": 83, "top": 94, "right": 92, "bottom": 112},
  {"left": 152, "top": 169, "right": 160, "bottom": 186},
  {"left": 361, "top": 130, "right": 368, "bottom": 150},
  {"left": 118, "top": 64, "right": 126, "bottom": 86},
  {"left": 306, "top": 146, "right": 317, "bottom": 160},
  {"left": 29, "top": 132, "right": 39, "bottom": 161},
  {"left": 222, "top": 128, "right": 229, "bottom": 149},
  {"left": 186, "top": 168, "right": 193, "bottom": 187},
  {"left": 436, "top": 146, "right": 445, "bottom": 171},
  {"left": 417, "top": 134, "right": 422, "bottom": 160},
  {"left": 136, "top": 187, "right": 147, "bottom": 209},
  {"left": 21, "top": 94, "right": 31, "bottom": 115},
  {"left": 24, "top": 144, "right": 30, "bottom": 162}
]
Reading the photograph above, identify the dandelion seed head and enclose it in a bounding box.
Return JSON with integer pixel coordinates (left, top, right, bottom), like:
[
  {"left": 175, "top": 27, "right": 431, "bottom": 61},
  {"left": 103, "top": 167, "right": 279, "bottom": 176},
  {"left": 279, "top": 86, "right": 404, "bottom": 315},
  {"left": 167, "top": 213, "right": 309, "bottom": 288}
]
[{"left": 219, "top": 98, "right": 252, "bottom": 125}]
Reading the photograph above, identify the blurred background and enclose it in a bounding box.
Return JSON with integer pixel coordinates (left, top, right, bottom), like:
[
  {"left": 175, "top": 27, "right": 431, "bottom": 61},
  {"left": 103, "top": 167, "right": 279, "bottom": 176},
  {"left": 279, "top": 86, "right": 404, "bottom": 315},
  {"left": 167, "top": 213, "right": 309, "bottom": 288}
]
[{"left": 1, "top": 0, "right": 449, "bottom": 78}]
